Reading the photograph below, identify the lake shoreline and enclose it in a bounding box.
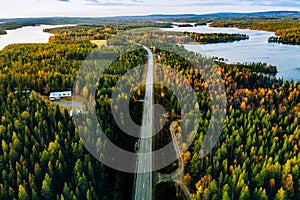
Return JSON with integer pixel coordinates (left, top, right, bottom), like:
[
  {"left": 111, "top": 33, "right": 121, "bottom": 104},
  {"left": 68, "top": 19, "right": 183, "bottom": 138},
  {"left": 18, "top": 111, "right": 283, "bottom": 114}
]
[
  {"left": 162, "top": 25, "right": 300, "bottom": 82},
  {"left": 0, "top": 24, "right": 76, "bottom": 50}
]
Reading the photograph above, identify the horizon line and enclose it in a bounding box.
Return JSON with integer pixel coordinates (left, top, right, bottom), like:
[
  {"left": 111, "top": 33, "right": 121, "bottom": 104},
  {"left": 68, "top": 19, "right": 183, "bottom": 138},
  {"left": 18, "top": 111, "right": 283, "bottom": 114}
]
[{"left": 1, "top": 10, "right": 300, "bottom": 20}]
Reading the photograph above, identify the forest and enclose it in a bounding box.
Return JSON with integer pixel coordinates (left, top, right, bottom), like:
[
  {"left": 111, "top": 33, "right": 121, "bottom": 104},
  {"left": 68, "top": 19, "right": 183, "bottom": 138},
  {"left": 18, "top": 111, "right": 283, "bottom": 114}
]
[
  {"left": 152, "top": 45, "right": 300, "bottom": 199},
  {"left": 44, "top": 22, "right": 172, "bottom": 42},
  {"left": 183, "top": 32, "right": 249, "bottom": 44},
  {"left": 0, "top": 21, "right": 299, "bottom": 200}
]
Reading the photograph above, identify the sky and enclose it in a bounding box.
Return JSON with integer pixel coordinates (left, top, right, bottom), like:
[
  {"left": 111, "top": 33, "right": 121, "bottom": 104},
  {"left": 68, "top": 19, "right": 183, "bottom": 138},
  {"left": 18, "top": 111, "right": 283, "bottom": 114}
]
[{"left": 1, "top": 0, "right": 300, "bottom": 18}]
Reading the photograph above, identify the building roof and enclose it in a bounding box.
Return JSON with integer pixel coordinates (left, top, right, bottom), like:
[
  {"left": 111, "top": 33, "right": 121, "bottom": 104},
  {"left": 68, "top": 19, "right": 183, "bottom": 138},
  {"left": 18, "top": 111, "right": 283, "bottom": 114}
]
[{"left": 49, "top": 91, "right": 71, "bottom": 97}]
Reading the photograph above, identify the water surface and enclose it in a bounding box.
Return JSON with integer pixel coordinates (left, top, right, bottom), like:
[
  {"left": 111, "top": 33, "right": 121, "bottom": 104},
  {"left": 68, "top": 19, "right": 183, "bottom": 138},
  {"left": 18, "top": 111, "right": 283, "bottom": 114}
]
[
  {"left": 0, "top": 24, "right": 75, "bottom": 50},
  {"left": 162, "top": 25, "right": 300, "bottom": 82}
]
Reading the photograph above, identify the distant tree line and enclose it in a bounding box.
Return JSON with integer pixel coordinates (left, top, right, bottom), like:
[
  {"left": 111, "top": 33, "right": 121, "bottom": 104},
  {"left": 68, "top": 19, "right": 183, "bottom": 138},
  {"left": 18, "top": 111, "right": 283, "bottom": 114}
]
[
  {"left": 184, "top": 32, "right": 249, "bottom": 44},
  {"left": 210, "top": 19, "right": 300, "bottom": 45}
]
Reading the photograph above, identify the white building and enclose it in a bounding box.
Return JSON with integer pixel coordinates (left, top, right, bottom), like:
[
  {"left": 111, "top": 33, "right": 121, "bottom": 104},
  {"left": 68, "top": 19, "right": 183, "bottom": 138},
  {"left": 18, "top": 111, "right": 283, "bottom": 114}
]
[{"left": 49, "top": 91, "right": 71, "bottom": 101}]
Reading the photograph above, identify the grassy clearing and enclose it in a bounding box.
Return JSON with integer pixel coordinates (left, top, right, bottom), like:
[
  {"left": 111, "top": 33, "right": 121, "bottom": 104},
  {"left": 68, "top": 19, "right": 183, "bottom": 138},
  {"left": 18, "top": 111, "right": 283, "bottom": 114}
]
[{"left": 90, "top": 40, "right": 107, "bottom": 47}]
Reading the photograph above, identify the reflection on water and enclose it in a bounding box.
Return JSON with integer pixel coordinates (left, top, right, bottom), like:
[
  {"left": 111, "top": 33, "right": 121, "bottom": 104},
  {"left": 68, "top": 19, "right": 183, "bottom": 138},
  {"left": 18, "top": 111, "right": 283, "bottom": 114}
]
[{"left": 162, "top": 25, "right": 300, "bottom": 82}]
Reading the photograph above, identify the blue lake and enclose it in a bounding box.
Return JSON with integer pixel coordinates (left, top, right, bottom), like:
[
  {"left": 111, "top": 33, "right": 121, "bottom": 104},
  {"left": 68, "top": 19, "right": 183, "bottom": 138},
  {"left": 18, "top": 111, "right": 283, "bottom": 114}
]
[{"left": 162, "top": 25, "right": 300, "bottom": 82}]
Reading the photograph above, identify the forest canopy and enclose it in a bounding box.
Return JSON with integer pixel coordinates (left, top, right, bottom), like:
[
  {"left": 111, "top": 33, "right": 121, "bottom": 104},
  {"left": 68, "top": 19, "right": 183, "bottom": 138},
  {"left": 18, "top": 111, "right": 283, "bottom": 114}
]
[{"left": 0, "top": 19, "right": 299, "bottom": 199}]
